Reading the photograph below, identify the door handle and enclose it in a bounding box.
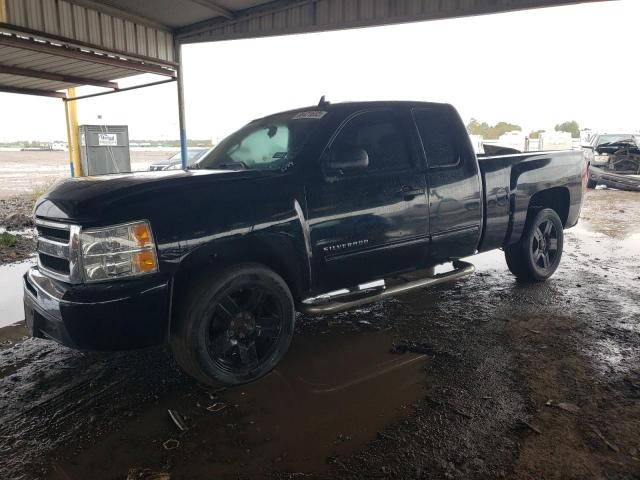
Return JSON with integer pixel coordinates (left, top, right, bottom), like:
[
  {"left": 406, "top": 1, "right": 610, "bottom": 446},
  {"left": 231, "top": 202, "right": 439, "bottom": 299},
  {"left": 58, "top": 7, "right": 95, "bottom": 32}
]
[{"left": 397, "top": 186, "right": 425, "bottom": 201}]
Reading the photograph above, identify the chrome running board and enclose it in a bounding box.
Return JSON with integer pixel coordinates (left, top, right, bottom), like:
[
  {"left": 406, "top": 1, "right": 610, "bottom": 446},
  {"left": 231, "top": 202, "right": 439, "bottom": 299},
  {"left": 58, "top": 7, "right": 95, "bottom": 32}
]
[{"left": 300, "top": 260, "right": 475, "bottom": 315}]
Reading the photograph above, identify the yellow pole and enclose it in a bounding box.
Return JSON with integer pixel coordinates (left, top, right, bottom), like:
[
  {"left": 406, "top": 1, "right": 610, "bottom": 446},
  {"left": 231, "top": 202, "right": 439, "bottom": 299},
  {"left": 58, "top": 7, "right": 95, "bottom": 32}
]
[
  {"left": 64, "top": 88, "right": 82, "bottom": 176},
  {"left": 0, "top": 0, "right": 6, "bottom": 22}
]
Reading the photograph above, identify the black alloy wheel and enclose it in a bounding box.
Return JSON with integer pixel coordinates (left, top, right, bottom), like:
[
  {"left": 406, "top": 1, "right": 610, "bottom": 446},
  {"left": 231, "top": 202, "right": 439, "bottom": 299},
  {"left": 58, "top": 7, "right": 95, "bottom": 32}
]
[
  {"left": 505, "top": 208, "right": 564, "bottom": 282},
  {"left": 531, "top": 218, "right": 559, "bottom": 271},
  {"left": 171, "top": 264, "right": 295, "bottom": 386},
  {"left": 207, "top": 284, "right": 284, "bottom": 375}
]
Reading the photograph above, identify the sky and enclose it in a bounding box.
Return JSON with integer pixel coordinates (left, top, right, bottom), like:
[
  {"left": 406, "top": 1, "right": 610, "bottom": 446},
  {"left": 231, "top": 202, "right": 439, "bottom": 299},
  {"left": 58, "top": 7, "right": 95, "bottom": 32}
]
[{"left": 1, "top": 0, "right": 639, "bottom": 142}]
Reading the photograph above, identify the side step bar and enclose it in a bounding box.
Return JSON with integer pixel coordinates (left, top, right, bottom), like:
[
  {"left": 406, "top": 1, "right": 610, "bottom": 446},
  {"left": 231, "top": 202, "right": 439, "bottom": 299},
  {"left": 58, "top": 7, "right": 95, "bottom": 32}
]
[{"left": 300, "top": 260, "right": 475, "bottom": 315}]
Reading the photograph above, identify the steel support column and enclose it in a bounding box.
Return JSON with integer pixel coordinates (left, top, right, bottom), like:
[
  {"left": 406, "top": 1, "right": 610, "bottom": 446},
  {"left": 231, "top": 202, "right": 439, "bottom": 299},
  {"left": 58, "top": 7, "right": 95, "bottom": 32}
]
[
  {"left": 175, "top": 44, "right": 188, "bottom": 169},
  {"left": 64, "top": 88, "right": 82, "bottom": 177}
]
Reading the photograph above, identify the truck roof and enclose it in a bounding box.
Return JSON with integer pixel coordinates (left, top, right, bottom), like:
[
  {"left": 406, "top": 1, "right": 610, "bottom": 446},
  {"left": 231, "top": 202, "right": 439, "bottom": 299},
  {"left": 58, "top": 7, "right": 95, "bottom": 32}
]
[{"left": 253, "top": 100, "right": 452, "bottom": 122}]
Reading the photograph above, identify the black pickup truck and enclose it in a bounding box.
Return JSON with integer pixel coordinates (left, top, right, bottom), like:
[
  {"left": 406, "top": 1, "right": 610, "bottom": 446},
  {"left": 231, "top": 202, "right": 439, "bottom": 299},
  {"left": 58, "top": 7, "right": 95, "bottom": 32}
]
[{"left": 24, "top": 101, "right": 588, "bottom": 385}]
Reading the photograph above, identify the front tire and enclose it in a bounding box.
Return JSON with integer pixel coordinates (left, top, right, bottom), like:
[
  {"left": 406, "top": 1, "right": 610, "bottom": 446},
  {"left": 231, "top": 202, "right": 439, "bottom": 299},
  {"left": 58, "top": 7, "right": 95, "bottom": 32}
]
[
  {"left": 504, "top": 208, "right": 564, "bottom": 282},
  {"left": 171, "top": 264, "right": 295, "bottom": 386}
]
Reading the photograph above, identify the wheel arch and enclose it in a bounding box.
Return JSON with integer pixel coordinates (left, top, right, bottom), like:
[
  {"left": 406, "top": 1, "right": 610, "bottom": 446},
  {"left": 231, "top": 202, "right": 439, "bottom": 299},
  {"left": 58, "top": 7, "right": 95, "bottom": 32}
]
[
  {"left": 169, "top": 233, "right": 309, "bottom": 334},
  {"left": 526, "top": 186, "right": 571, "bottom": 227}
]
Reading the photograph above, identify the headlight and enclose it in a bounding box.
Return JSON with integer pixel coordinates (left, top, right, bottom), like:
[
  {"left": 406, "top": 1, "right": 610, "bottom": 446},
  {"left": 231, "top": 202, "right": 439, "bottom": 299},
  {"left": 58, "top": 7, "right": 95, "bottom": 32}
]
[{"left": 80, "top": 220, "right": 158, "bottom": 282}]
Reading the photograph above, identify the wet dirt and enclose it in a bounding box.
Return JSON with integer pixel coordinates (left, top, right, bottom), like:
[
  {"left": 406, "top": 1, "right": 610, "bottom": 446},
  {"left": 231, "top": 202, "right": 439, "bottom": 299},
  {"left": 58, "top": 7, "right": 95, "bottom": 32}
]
[
  {"left": 0, "top": 189, "right": 639, "bottom": 480},
  {"left": 49, "top": 330, "right": 427, "bottom": 479},
  {"left": 0, "top": 322, "right": 28, "bottom": 351},
  {"left": 0, "top": 196, "right": 37, "bottom": 265}
]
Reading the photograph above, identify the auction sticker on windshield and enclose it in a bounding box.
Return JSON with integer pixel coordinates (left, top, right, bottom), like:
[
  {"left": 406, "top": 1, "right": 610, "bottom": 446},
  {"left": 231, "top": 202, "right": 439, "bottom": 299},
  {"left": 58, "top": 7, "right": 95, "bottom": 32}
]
[{"left": 293, "top": 111, "right": 327, "bottom": 120}]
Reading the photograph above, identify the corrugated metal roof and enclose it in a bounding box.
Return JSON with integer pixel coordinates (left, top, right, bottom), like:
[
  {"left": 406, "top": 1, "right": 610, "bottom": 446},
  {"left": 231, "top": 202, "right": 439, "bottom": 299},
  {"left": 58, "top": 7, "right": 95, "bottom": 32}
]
[
  {"left": 0, "top": 71, "right": 70, "bottom": 91},
  {"left": 95, "top": 0, "right": 270, "bottom": 28},
  {"left": 0, "top": 30, "right": 176, "bottom": 97},
  {"left": 4, "top": 0, "right": 176, "bottom": 62},
  {"left": 0, "top": 0, "right": 609, "bottom": 98},
  {"left": 175, "top": 0, "right": 610, "bottom": 43}
]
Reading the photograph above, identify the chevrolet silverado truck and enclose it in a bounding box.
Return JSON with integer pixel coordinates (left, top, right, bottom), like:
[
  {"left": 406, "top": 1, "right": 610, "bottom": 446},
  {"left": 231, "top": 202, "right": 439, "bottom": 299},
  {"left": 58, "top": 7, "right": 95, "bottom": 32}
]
[{"left": 24, "top": 101, "right": 588, "bottom": 386}]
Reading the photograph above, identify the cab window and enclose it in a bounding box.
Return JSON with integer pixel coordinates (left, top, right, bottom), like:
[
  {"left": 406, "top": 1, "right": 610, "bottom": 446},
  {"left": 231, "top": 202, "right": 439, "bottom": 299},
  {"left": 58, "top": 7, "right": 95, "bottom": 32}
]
[
  {"left": 327, "top": 110, "right": 411, "bottom": 174},
  {"left": 413, "top": 108, "right": 463, "bottom": 169}
]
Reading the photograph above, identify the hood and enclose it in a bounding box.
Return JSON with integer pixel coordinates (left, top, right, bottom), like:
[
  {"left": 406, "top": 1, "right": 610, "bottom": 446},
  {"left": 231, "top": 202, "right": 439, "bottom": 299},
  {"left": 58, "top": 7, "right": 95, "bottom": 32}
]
[
  {"left": 595, "top": 139, "right": 640, "bottom": 155},
  {"left": 34, "top": 169, "right": 275, "bottom": 224}
]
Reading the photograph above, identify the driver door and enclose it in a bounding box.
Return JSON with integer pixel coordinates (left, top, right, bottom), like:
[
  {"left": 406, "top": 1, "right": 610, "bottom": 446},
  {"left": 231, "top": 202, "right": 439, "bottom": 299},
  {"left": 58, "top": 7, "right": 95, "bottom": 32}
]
[{"left": 305, "top": 108, "right": 430, "bottom": 292}]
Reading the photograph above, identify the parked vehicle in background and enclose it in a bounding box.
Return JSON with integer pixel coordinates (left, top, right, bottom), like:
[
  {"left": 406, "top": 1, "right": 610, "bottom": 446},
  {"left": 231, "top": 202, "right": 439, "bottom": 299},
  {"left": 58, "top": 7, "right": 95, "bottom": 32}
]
[
  {"left": 583, "top": 133, "right": 640, "bottom": 190},
  {"left": 148, "top": 148, "right": 210, "bottom": 171},
  {"left": 497, "top": 131, "right": 527, "bottom": 152},
  {"left": 538, "top": 131, "right": 573, "bottom": 151},
  {"left": 24, "top": 100, "right": 587, "bottom": 386}
]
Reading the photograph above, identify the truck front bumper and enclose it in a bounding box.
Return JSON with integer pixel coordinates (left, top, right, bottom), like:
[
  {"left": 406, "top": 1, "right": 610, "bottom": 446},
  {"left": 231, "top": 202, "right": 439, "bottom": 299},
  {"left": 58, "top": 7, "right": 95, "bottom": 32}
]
[{"left": 23, "top": 267, "right": 171, "bottom": 351}]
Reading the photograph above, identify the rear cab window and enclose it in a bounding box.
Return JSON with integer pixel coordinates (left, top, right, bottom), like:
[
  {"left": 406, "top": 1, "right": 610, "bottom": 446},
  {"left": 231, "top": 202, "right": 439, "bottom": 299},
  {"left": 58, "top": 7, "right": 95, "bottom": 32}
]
[{"left": 412, "top": 106, "right": 472, "bottom": 169}]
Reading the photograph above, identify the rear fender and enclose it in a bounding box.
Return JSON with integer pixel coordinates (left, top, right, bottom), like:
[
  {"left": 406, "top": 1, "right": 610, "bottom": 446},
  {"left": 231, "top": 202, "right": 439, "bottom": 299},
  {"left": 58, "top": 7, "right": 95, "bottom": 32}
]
[{"left": 505, "top": 152, "right": 582, "bottom": 246}]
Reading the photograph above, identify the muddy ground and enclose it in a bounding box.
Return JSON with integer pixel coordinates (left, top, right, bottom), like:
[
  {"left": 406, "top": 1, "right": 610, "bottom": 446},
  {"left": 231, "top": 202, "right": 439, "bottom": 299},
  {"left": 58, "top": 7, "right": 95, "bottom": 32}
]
[
  {"left": 0, "top": 150, "right": 175, "bottom": 199},
  {"left": 0, "top": 188, "right": 639, "bottom": 480},
  {"left": 0, "top": 149, "right": 176, "bottom": 262},
  {"left": 0, "top": 196, "right": 36, "bottom": 264}
]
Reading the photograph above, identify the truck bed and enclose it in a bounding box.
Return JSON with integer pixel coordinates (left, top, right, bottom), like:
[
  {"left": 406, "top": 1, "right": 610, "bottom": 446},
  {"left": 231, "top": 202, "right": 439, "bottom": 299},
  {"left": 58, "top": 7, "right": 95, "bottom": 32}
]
[{"left": 477, "top": 150, "right": 585, "bottom": 252}]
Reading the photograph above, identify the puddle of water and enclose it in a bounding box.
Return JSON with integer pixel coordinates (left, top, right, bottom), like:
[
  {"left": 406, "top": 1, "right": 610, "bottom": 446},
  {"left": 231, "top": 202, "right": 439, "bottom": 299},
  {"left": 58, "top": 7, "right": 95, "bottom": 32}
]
[
  {"left": 567, "top": 227, "right": 640, "bottom": 258},
  {"left": 56, "top": 329, "right": 427, "bottom": 478},
  {"left": 216, "top": 330, "right": 427, "bottom": 474},
  {"left": 0, "top": 321, "right": 28, "bottom": 349},
  {"left": 463, "top": 249, "right": 507, "bottom": 272},
  {"left": 430, "top": 250, "right": 506, "bottom": 276},
  {"left": 0, "top": 259, "right": 35, "bottom": 328},
  {"left": 620, "top": 233, "right": 640, "bottom": 254}
]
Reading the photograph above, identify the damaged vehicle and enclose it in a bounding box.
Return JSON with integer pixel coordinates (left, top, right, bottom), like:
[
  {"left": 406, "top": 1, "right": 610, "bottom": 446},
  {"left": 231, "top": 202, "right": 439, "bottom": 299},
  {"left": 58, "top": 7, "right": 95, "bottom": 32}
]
[
  {"left": 584, "top": 133, "right": 640, "bottom": 191},
  {"left": 24, "top": 101, "right": 587, "bottom": 386}
]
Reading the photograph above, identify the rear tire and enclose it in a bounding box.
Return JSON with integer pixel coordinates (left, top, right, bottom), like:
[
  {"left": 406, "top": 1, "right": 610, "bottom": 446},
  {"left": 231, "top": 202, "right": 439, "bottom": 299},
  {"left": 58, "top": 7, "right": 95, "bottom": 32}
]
[
  {"left": 171, "top": 264, "right": 295, "bottom": 386},
  {"left": 504, "top": 208, "right": 564, "bottom": 282}
]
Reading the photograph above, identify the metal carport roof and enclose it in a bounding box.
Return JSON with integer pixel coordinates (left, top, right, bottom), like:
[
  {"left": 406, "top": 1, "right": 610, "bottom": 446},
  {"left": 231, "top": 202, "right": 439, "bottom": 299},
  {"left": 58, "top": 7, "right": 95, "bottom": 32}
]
[
  {"left": 0, "top": 0, "right": 179, "bottom": 98},
  {"left": 0, "top": 0, "right": 609, "bottom": 98},
  {"left": 0, "top": 30, "right": 176, "bottom": 98}
]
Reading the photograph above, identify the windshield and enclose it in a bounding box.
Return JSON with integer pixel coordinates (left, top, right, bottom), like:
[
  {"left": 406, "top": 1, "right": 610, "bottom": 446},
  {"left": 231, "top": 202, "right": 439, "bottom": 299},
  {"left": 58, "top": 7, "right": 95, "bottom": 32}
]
[
  {"left": 595, "top": 134, "right": 639, "bottom": 146},
  {"left": 196, "top": 111, "right": 326, "bottom": 171}
]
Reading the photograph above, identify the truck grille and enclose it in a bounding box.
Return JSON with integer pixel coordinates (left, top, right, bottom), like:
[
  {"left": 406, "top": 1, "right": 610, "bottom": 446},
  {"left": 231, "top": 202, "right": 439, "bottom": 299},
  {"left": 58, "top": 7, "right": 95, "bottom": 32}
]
[
  {"left": 35, "top": 219, "right": 82, "bottom": 283},
  {"left": 36, "top": 224, "right": 70, "bottom": 242}
]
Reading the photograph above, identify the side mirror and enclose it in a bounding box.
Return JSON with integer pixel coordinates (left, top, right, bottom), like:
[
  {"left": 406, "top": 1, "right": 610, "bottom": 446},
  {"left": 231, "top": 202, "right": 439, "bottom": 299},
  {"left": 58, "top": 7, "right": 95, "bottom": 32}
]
[{"left": 326, "top": 147, "right": 369, "bottom": 174}]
